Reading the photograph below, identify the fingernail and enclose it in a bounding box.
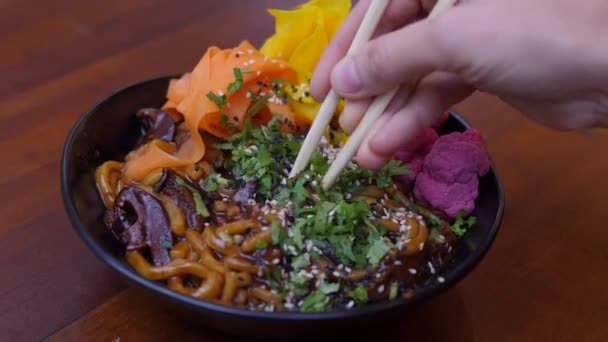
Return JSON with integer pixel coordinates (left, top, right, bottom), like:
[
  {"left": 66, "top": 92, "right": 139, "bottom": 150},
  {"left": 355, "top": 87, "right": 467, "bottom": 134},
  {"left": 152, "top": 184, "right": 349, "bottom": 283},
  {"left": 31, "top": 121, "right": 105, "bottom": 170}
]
[{"left": 332, "top": 59, "right": 362, "bottom": 94}]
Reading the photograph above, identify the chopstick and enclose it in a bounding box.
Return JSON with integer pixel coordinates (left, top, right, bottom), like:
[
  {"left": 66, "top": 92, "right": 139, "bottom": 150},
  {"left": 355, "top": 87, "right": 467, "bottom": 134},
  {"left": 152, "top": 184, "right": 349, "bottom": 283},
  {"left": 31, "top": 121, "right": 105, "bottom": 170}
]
[
  {"left": 321, "top": 0, "right": 458, "bottom": 190},
  {"left": 289, "top": 0, "right": 392, "bottom": 179}
]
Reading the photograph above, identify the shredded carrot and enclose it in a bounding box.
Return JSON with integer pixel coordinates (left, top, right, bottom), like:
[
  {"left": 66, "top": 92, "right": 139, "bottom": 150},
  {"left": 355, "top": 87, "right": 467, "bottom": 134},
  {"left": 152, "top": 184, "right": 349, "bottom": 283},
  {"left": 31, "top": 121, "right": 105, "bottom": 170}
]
[{"left": 123, "top": 41, "right": 298, "bottom": 181}]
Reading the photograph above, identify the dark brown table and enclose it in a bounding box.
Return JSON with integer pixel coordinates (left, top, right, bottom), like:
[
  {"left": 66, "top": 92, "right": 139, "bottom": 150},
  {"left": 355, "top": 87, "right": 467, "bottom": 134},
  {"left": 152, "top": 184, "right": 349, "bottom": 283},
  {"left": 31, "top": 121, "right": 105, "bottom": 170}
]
[{"left": 2, "top": 0, "right": 607, "bottom": 341}]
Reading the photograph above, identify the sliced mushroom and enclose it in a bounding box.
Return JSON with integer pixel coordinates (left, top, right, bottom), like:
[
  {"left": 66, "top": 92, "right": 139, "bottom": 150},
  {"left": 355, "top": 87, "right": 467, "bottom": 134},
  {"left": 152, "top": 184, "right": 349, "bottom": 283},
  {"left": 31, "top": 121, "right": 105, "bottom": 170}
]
[
  {"left": 136, "top": 108, "right": 176, "bottom": 144},
  {"left": 111, "top": 186, "right": 172, "bottom": 266},
  {"left": 154, "top": 169, "right": 207, "bottom": 229}
]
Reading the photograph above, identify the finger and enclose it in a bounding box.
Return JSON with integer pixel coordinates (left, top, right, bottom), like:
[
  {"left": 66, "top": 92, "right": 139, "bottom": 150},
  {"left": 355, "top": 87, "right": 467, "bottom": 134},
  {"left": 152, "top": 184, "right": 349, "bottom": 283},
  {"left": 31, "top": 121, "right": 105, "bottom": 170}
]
[
  {"left": 354, "top": 112, "right": 394, "bottom": 169},
  {"left": 339, "top": 86, "right": 412, "bottom": 135},
  {"left": 357, "top": 72, "right": 475, "bottom": 169},
  {"left": 310, "top": 0, "right": 422, "bottom": 101},
  {"left": 330, "top": 6, "right": 474, "bottom": 99},
  {"left": 339, "top": 99, "right": 371, "bottom": 134},
  {"left": 369, "top": 72, "right": 474, "bottom": 156},
  {"left": 420, "top": 0, "right": 439, "bottom": 13}
]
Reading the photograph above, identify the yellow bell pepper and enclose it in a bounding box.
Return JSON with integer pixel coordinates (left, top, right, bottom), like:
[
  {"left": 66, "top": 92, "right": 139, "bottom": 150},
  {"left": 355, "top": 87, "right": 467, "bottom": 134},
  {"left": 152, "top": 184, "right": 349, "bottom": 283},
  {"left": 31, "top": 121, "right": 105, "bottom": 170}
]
[{"left": 261, "top": 0, "right": 351, "bottom": 126}]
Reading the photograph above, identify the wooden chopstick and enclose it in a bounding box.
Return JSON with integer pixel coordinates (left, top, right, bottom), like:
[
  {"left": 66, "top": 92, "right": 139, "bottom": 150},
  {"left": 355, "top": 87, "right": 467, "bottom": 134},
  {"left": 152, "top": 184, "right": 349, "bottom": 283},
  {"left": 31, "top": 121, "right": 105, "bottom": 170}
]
[
  {"left": 321, "top": 0, "right": 458, "bottom": 190},
  {"left": 289, "top": 0, "right": 391, "bottom": 179}
]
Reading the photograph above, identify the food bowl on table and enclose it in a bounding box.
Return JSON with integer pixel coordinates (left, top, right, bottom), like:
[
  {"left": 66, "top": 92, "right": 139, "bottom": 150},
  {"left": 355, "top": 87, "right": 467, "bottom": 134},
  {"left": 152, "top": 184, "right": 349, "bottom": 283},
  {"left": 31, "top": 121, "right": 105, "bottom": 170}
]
[{"left": 61, "top": 74, "right": 504, "bottom": 340}]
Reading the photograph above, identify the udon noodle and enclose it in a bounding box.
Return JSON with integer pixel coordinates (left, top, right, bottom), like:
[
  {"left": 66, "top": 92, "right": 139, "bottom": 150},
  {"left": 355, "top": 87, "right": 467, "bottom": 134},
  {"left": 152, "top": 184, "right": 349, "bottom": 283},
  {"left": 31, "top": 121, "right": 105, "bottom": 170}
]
[{"left": 95, "top": 109, "right": 461, "bottom": 312}]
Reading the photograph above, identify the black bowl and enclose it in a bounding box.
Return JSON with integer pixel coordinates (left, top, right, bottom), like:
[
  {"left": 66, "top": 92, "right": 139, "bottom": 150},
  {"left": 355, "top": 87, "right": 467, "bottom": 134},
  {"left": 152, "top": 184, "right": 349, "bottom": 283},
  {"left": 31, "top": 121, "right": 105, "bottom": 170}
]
[{"left": 61, "top": 75, "right": 504, "bottom": 340}]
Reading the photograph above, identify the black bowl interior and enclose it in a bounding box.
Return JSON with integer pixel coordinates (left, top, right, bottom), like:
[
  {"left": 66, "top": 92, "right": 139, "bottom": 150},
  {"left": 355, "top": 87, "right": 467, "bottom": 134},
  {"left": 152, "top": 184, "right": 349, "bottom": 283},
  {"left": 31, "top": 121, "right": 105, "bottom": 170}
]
[{"left": 61, "top": 75, "right": 504, "bottom": 340}]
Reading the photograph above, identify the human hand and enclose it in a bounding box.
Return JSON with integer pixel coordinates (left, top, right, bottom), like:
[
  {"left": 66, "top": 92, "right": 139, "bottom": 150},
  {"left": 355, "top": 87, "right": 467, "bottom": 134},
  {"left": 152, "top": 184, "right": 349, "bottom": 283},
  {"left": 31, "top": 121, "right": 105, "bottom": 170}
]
[{"left": 310, "top": 0, "right": 608, "bottom": 170}]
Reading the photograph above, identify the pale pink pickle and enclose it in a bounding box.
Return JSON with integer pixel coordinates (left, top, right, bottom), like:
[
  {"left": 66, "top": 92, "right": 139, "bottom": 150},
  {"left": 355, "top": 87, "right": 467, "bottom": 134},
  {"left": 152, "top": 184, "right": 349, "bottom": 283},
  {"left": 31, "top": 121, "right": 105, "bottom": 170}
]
[{"left": 413, "top": 129, "right": 490, "bottom": 218}]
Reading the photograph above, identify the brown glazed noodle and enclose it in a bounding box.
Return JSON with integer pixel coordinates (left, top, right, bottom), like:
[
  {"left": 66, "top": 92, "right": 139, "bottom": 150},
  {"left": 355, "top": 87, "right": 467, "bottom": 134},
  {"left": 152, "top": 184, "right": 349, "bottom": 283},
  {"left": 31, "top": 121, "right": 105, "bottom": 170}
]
[{"left": 96, "top": 106, "right": 462, "bottom": 313}]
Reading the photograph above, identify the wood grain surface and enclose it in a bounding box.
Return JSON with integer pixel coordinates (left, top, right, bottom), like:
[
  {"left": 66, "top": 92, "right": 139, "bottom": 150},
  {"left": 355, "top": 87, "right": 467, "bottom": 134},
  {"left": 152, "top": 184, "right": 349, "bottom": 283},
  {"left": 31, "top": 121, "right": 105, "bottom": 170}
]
[{"left": 1, "top": 0, "right": 607, "bottom": 341}]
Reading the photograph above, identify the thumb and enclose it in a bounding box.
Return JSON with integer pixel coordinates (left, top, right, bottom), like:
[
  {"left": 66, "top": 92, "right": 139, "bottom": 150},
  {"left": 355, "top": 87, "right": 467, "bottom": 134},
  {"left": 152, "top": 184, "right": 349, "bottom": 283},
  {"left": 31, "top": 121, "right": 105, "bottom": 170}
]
[{"left": 330, "top": 5, "right": 473, "bottom": 99}]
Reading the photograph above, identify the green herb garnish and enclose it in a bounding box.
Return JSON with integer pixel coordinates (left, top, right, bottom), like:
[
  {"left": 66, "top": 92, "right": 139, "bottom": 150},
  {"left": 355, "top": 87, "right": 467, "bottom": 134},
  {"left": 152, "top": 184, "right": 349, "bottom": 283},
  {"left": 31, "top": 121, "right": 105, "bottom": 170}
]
[
  {"left": 451, "top": 210, "right": 477, "bottom": 237},
  {"left": 301, "top": 291, "right": 330, "bottom": 312},
  {"left": 227, "top": 67, "right": 244, "bottom": 95},
  {"left": 389, "top": 282, "right": 399, "bottom": 300},
  {"left": 255, "top": 240, "right": 268, "bottom": 250},
  {"left": 206, "top": 91, "right": 227, "bottom": 106},
  {"left": 366, "top": 237, "right": 390, "bottom": 266},
  {"left": 352, "top": 285, "right": 368, "bottom": 304},
  {"left": 175, "top": 177, "right": 210, "bottom": 217},
  {"left": 291, "top": 254, "right": 309, "bottom": 270},
  {"left": 247, "top": 93, "right": 270, "bottom": 116},
  {"left": 160, "top": 239, "right": 172, "bottom": 249},
  {"left": 319, "top": 282, "right": 340, "bottom": 295}
]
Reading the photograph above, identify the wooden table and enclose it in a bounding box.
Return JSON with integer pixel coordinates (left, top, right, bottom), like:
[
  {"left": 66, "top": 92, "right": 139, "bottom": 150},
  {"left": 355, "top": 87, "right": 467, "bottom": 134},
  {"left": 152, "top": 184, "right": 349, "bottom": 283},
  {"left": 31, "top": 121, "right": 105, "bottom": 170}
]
[{"left": 2, "top": 0, "right": 607, "bottom": 341}]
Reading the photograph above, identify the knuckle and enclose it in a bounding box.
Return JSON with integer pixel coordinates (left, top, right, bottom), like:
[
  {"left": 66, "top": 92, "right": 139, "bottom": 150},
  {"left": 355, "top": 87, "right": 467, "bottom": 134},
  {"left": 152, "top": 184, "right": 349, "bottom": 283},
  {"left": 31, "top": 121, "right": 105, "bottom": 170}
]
[{"left": 358, "top": 41, "right": 392, "bottom": 87}]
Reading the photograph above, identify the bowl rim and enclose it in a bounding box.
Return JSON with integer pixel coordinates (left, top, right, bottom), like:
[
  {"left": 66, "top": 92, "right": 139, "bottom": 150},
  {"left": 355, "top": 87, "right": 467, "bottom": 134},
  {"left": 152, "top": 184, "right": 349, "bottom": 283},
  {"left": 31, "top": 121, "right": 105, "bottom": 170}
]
[{"left": 61, "top": 74, "right": 505, "bottom": 321}]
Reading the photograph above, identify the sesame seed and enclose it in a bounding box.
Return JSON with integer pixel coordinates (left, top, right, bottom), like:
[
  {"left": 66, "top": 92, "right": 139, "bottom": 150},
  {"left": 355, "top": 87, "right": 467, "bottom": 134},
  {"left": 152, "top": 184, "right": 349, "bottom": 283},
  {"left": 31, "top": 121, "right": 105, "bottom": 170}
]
[
  {"left": 408, "top": 268, "right": 417, "bottom": 275},
  {"left": 345, "top": 267, "right": 352, "bottom": 273},
  {"left": 246, "top": 92, "right": 252, "bottom": 99},
  {"left": 284, "top": 303, "right": 294, "bottom": 310},
  {"left": 247, "top": 49, "right": 254, "bottom": 54},
  {"left": 271, "top": 59, "right": 278, "bottom": 64},
  {"left": 428, "top": 262, "right": 436, "bottom": 274},
  {"left": 218, "top": 90, "right": 224, "bottom": 96},
  {"left": 438, "top": 276, "right": 445, "bottom": 283},
  {"left": 378, "top": 285, "right": 385, "bottom": 293},
  {"left": 376, "top": 273, "right": 382, "bottom": 279},
  {"left": 346, "top": 300, "right": 355, "bottom": 309},
  {"left": 256, "top": 70, "right": 261, "bottom": 76},
  {"left": 311, "top": 180, "right": 318, "bottom": 187},
  {"left": 332, "top": 271, "right": 340, "bottom": 277},
  {"left": 306, "top": 240, "right": 313, "bottom": 251},
  {"left": 248, "top": 59, "right": 255, "bottom": 65},
  {"left": 261, "top": 226, "right": 269, "bottom": 231},
  {"left": 419, "top": 242, "right": 425, "bottom": 251},
  {"left": 281, "top": 178, "right": 287, "bottom": 185},
  {"left": 272, "top": 258, "right": 280, "bottom": 265},
  {"left": 394, "top": 260, "right": 402, "bottom": 266}
]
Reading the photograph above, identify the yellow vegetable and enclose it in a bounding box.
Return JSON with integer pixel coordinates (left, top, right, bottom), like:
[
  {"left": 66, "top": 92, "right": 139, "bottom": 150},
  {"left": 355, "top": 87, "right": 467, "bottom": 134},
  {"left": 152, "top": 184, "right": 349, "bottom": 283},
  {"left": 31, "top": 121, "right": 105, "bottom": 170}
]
[{"left": 261, "top": 0, "right": 351, "bottom": 124}]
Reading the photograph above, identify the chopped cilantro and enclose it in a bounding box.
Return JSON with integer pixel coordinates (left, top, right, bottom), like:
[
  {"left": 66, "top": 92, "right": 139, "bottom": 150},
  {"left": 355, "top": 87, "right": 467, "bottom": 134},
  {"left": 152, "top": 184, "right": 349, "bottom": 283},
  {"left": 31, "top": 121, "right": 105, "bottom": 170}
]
[
  {"left": 366, "top": 237, "right": 390, "bottom": 266},
  {"left": 389, "top": 282, "right": 399, "bottom": 300},
  {"left": 290, "top": 275, "right": 311, "bottom": 296},
  {"left": 291, "top": 254, "right": 309, "bottom": 270},
  {"left": 255, "top": 240, "right": 268, "bottom": 250},
  {"left": 175, "top": 177, "right": 210, "bottom": 217},
  {"left": 310, "top": 152, "right": 329, "bottom": 175},
  {"left": 319, "top": 282, "right": 340, "bottom": 295},
  {"left": 203, "top": 173, "right": 228, "bottom": 192},
  {"left": 371, "top": 160, "right": 410, "bottom": 188},
  {"left": 352, "top": 285, "right": 368, "bottom": 304},
  {"left": 451, "top": 211, "right": 477, "bottom": 237},
  {"left": 301, "top": 291, "right": 330, "bottom": 312},
  {"left": 270, "top": 220, "right": 283, "bottom": 245},
  {"left": 160, "top": 239, "right": 172, "bottom": 249}
]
